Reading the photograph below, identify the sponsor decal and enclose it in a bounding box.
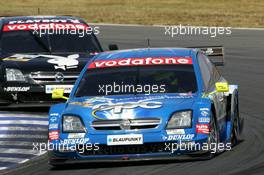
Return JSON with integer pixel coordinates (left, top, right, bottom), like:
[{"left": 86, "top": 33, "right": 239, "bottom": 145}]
[
  {"left": 93, "top": 100, "right": 162, "bottom": 114},
  {"left": 69, "top": 96, "right": 197, "bottom": 120},
  {"left": 69, "top": 97, "right": 114, "bottom": 107},
  {"left": 107, "top": 134, "right": 143, "bottom": 146},
  {"left": 69, "top": 95, "right": 193, "bottom": 109},
  {"left": 49, "top": 123, "right": 59, "bottom": 130},
  {"left": 60, "top": 138, "right": 90, "bottom": 145},
  {"left": 205, "top": 48, "right": 214, "bottom": 55},
  {"left": 3, "top": 87, "right": 30, "bottom": 92},
  {"left": 49, "top": 130, "right": 59, "bottom": 141},
  {"left": 3, "top": 54, "right": 79, "bottom": 70},
  {"left": 46, "top": 54, "right": 79, "bottom": 70},
  {"left": 45, "top": 85, "right": 73, "bottom": 94},
  {"left": 3, "top": 23, "right": 89, "bottom": 32},
  {"left": 163, "top": 134, "right": 195, "bottom": 141},
  {"left": 88, "top": 57, "right": 192, "bottom": 69},
  {"left": 70, "top": 97, "right": 163, "bottom": 120},
  {"left": 92, "top": 100, "right": 162, "bottom": 120},
  {"left": 200, "top": 108, "right": 209, "bottom": 111},
  {"left": 50, "top": 113, "right": 59, "bottom": 116},
  {"left": 80, "top": 97, "right": 112, "bottom": 104},
  {"left": 50, "top": 116, "right": 58, "bottom": 123},
  {"left": 196, "top": 124, "right": 209, "bottom": 134},
  {"left": 199, "top": 108, "right": 210, "bottom": 123},
  {"left": 8, "top": 18, "right": 81, "bottom": 24},
  {"left": 201, "top": 110, "right": 209, "bottom": 117},
  {"left": 166, "top": 129, "right": 185, "bottom": 135},
  {"left": 69, "top": 101, "right": 93, "bottom": 107},
  {"left": 3, "top": 58, "right": 30, "bottom": 61},
  {"left": 67, "top": 133, "right": 85, "bottom": 139},
  {"left": 3, "top": 54, "right": 39, "bottom": 62},
  {"left": 198, "top": 117, "right": 210, "bottom": 123}
]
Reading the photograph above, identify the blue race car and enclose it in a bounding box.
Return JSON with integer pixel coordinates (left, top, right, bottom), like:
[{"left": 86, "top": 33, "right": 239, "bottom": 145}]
[{"left": 48, "top": 47, "right": 243, "bottom": 166}]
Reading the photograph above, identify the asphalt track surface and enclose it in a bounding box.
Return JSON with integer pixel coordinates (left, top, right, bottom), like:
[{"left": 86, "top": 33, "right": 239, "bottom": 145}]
[
  {"left": 0, "top": 111, "right": 48, "bottom": 171},
  {"left": 2, "top": 25, "right": 264, "bottom": 175}
]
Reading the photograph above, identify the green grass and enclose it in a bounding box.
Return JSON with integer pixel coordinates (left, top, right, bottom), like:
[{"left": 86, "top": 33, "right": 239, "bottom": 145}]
[{"left": 1, "top": 0, "right": 264, "bottom": 27}]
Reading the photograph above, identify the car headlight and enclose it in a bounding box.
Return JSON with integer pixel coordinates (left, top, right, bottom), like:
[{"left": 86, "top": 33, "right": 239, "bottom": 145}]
[
  {"left": 166, "top": 110, "right": 192, "bottom": 129},
  {"left": 6, "top": 68, "right": 25, "bottom": 81},
  {"left": 63, "top": 115, "right": 86, "bottom": 133}
]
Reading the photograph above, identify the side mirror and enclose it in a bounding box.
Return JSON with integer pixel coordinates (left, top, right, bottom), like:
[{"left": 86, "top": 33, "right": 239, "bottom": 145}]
[
  {"left": 108, "top": 44, "right": 118, "bottom": 51},
  {"left": 52, "top": 89, "right": 69, "bottom": 100},
  {"left": 215, "top": 82, "right": 229, "bottom": 92}
]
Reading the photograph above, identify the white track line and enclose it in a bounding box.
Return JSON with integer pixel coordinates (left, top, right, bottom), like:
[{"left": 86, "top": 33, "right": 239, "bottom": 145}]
[
  {"left": 0, "top": 114, "right": 47, "bottom": 118},
  {"left": 0, "top": 158, "right": 29, "bottom": 163},
  {"left": 0, "top": 127, "right": 47, "bottom": 131},
  {"left": 0, "top": 167, "right": 7, "bottom": 170},
  {"left": 0, "top": 120, "right": 48, "bottom": 125},
  {"left": 0, "top": 141, "right": 38, "bottom": 146},
  {"left": 0, "top": 134, "right": 47, "bottom": 139},
  {"left": 0, "top": 149, "right": 42, "bottom": 155}
]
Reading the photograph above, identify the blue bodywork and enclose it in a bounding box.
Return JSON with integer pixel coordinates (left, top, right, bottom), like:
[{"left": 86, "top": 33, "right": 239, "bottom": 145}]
[{"left": 48, "top": 48, "right": 233, "bottom": 163}]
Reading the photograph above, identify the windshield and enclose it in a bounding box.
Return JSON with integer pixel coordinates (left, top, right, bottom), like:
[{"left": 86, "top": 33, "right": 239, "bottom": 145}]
[
  {"left": 1, "top": 30, "right": 101, "bottom": 54},
  {"left": 74, "top": 65, "right": 198, "bottom": 97}
]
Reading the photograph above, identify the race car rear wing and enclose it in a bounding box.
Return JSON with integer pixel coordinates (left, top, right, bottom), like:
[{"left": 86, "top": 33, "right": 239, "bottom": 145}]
[{"left": 191, "top": 46, "right": 225, "bottom": 66}]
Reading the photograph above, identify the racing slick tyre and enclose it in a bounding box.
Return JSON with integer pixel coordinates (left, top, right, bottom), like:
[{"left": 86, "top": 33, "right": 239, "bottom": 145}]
[
  {"left": 230, "top": 90, "right": 242, "bottom": 146},
  {"left": 207, "top": 111, "right": 220, "bottom": 159}
]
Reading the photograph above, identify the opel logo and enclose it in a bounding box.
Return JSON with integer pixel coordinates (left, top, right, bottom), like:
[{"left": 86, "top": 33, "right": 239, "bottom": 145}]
[
  {"left": 120, "top": 119, "right": 131, "bottom": 130},
  {"left": 55, "top": 72, "right": 64, "bottom": 82}
]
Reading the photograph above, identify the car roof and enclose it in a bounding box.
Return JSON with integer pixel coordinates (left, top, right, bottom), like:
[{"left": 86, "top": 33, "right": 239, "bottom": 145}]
[
  {"left": 94, "top": 48, "right": 197, "bottom": 61},
  {"left": 0, "top": 15, "right": 85, "bottom": 24}
]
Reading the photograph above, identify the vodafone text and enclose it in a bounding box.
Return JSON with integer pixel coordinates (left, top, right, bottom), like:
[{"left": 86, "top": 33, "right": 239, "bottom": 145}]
[{"left": 88, "top": 57, "right": 192, "bottom": 69}]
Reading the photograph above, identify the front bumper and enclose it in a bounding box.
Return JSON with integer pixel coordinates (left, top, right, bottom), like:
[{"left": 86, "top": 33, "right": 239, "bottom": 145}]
[
  {"left": 0, "top": 83, "right": 70, "bottom": 107},
  {"left": 49, "top": 149, "right": 210, "bottom": 165},
  {"left": 48, "top": 135, "right": 210, "bottom": 165}
]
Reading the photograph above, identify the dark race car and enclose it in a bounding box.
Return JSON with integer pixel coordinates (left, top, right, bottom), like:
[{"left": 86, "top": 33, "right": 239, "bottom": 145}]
[{"left": 0, "top": 16, "right": 112, "bottom": 107}]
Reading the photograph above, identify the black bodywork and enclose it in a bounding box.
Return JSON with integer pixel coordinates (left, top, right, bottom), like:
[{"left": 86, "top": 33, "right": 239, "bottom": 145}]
[{"left": 0, "top": 16, "right": 103, "bottom": 107}]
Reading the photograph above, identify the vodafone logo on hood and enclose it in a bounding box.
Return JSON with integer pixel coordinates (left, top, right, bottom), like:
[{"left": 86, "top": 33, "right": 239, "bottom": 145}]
[{"left": 88, "top": 57, "right": 192, "bottom": 69}]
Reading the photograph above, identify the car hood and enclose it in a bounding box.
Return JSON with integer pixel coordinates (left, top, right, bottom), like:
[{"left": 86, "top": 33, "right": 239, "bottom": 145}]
[
  {"left": 1, "top": 53, "right": 95, "bottom": 72},
  {"left": 63, "top": 94, "right": 197, "bottom": 122}
]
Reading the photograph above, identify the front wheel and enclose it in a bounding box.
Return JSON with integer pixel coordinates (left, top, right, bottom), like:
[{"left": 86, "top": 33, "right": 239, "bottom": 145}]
[
  {"left": 207, "top": 111, "right": 220, "bottom": 158},
  {"left": 230, "top": 92, "right": 240, "bottom": 146}
]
